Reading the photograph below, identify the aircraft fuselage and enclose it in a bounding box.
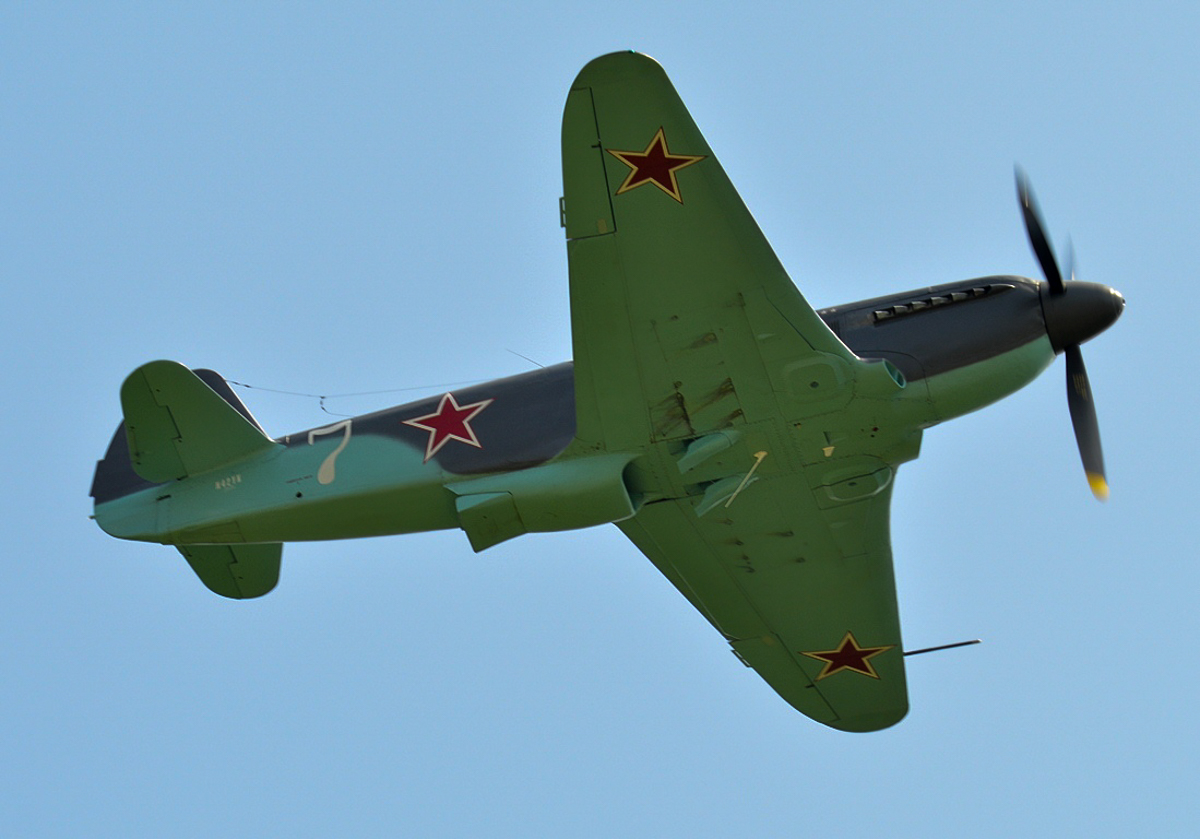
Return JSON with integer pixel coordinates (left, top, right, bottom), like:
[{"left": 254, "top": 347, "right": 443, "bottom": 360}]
[{"left": 93, "top": 274, "right": 1063, "bottom": 549}]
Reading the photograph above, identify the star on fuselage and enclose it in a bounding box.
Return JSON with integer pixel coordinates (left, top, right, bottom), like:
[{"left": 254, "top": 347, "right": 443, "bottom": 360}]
[{"left": 402, "top": 392, "right": 494, "bottom": 462}]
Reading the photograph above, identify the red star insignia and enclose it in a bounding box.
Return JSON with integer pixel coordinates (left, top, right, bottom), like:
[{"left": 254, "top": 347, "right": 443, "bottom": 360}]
[
  {"left": 402, "top": 392, "right": 494, "bottom": 462},
  {"left": 607, "top": 127, "right": 706, "bottom": 203},
  {"left": 801, "top": 631, "right": 895, "bottom": 681}
]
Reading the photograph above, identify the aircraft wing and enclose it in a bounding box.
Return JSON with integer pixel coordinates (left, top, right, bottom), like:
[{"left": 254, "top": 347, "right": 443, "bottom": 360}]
[
  {"left": 617, "top": 477, "right": 905, "bottom": 732},
  {"left": 564, "top": 51, "right": 864, "bottom": 451},
  {"left": 562, "top": 52, "right": 912, "bottom": 731}
]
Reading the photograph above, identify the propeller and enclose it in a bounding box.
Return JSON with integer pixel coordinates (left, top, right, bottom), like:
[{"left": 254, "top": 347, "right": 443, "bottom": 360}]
[{"left": 1015, "top": 169, "right": 1123, "bottom": 501}]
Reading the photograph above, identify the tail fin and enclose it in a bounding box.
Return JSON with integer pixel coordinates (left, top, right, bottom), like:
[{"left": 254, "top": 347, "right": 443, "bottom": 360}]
[
  {"left": 119, "top": 360, "right": 279, "bottom": 482},
  {"left": 93, "top": 362, "right": 285, "bottom": 599}
]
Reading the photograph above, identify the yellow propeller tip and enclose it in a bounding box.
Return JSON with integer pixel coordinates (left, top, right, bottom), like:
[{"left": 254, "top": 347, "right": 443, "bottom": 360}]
[{"left": 1087, "top": 473, "right": 1109, "bottom": 501}]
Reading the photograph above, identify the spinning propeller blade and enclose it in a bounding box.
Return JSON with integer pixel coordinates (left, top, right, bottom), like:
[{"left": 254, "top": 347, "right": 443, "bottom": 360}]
[
  {"left": 1064, "top": 345, "right": 1108, "bottom": 500},
  {"left": 1016, "top": 169, "right": 1065, "bottom": 295},
  {"left": 1015, "top": 169, "right": 1120, "bottom": 501}
]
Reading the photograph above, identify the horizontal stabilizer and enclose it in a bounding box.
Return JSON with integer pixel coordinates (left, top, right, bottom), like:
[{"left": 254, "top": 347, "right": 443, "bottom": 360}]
[
  {"left": 178, "top": 543, "right": 282, "bottom": 599},
  {"left": 120, "top": 360, "right": 279, "bottom": 482}
]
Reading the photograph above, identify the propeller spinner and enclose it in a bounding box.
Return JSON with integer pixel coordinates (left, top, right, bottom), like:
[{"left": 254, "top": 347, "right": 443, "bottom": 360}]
[{"left": 1015, "top": 169, "right": 1124, "bottom": 500}]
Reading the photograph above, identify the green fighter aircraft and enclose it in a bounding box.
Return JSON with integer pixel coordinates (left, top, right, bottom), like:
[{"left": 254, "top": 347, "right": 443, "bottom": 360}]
[{"left": 91, "top": 52, "right": 1124, "bottom": 732}]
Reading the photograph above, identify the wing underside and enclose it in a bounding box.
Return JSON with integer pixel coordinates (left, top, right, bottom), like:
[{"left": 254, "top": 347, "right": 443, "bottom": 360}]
[
  {"left": 620, "top": 477, "right": 906, "bottom": 732},
  {"left": 563, "top": 52, "right": 860, "bottom": 452},
  {"left": 562, "top": 52, "right": 913, "bottom": 730}
]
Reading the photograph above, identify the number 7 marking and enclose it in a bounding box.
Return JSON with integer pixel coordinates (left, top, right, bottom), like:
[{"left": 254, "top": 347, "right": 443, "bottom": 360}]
[{"left": 308, "top": 420, "right": 353, "bottom": 485}]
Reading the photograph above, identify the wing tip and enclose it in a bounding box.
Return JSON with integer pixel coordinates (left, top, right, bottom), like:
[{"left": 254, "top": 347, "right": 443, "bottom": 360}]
[
  {"left": 823, "top": 703, "right": 909, "bottom": 733},
  {"left": 572, "top": 50, "right": 664, "bottom": 89}
]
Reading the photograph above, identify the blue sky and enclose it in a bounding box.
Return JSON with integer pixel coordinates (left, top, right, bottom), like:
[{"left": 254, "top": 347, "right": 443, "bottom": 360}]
[{"left": 4, "top": 3, "right": 1197, "bottom": 837}]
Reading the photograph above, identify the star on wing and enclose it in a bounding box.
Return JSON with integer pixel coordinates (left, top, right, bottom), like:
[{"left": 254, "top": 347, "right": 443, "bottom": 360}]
[
  {"left": 607, "top": 127, "right": 705, "bottom": 203},
  {"left": 801, "top": 631, "right": 896, "bottom": 680},
  {"left": 402, "top": 392, "right": 494, "bottom": 462}
]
